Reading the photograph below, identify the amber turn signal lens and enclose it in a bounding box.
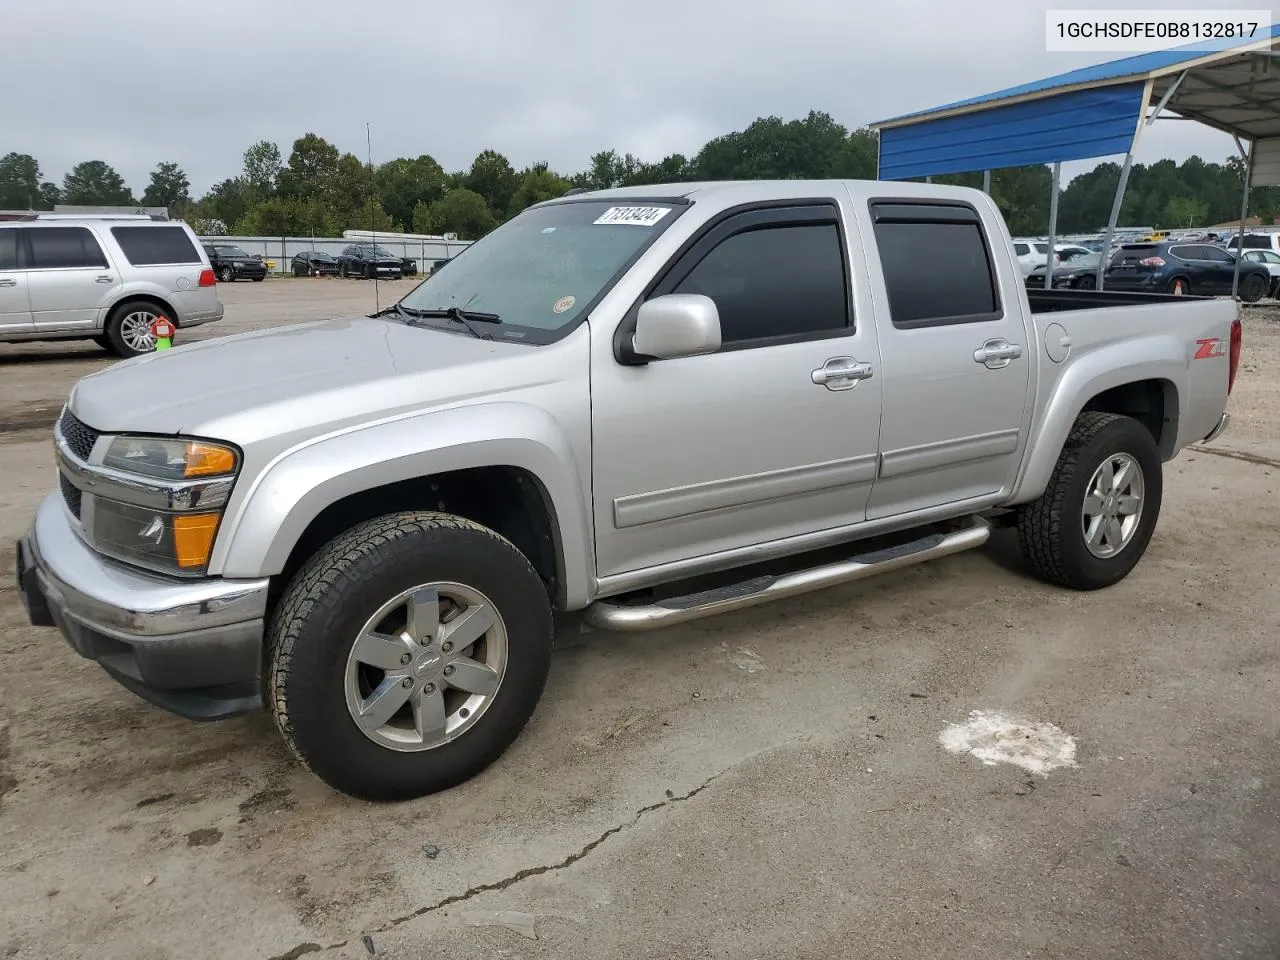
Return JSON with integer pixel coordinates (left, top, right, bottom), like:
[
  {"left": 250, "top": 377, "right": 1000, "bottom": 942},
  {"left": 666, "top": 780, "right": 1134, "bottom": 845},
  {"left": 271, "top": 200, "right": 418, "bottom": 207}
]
[
  {"left": 184, "top": 443, "right": 237, "bottom": 477},
  {"left": 173, "top": 513, "right": 220, "bottom": 569}
]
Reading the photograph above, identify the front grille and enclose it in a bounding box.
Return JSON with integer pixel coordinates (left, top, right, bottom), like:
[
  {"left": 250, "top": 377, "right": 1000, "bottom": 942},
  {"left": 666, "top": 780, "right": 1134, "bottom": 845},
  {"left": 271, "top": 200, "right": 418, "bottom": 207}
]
[
  {"left": 59, "top": 472, "right": 82, "bottom": 519},
  {"left": 58, "top": 410, "right": 101, "bottom": 461}
]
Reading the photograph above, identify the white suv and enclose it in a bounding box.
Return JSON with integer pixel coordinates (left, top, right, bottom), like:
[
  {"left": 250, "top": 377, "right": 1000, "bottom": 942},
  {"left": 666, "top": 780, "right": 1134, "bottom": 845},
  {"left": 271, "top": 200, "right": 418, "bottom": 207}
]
[{"left": 0, "top": 215, "right": 224, "bottom": 358}]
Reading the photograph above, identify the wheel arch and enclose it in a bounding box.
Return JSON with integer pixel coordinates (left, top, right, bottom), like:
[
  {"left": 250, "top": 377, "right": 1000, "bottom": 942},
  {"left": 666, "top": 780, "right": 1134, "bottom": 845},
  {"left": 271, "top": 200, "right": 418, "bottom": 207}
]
[
  {"left": 212, "top": 402, "right": 594, "bottom": 609},
  {"left": 104, "top": 292, "right": 178, "bottom": 331}
]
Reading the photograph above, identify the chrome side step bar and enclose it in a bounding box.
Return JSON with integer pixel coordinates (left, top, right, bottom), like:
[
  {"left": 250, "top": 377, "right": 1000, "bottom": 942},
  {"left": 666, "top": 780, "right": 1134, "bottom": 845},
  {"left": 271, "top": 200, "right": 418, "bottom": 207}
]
[{"left": 584, "top": 517, "right": 991, "bottom": 633}]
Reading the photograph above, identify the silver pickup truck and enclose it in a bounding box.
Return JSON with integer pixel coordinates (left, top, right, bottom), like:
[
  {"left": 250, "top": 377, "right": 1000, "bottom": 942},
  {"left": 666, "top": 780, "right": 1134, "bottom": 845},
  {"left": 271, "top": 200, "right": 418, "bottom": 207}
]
[{"left": 17, "top": 180, "right": 1241, "bottom": 801}]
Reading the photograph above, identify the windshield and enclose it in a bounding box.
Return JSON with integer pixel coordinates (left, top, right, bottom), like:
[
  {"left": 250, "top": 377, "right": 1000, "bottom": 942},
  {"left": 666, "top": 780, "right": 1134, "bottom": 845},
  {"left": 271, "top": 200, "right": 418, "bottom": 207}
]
[
  {"left": 397, "top": 200, "right": 685, "bottom": 342},
  {"left": 362, "top": 246, "right": 395, "bottom": 258},
  {"left": 216, "top": 246, "right": 250, "bottom": 258},
  {"left": 307, "top": 250, "right": 334, "bottom": 260}
]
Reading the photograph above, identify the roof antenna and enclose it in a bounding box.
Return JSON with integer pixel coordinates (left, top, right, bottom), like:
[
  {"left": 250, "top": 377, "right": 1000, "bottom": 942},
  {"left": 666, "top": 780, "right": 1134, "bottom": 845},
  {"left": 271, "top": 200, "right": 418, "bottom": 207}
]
[{"left": 367, "top": 121, "right": 379, "bottom": 313}]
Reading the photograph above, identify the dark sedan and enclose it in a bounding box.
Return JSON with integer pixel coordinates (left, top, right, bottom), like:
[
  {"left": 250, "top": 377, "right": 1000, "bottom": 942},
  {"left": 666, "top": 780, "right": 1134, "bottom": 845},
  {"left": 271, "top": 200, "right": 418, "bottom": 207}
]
[
  {"left": 1104, "top": 242, "right": 1270, "bottom": 301},
  {"left": 337, "top": 244, "right": 403, "bottom": 280},
  {"left": 292, "top": 250, "right": 340, "bottom": 276},
  {"left": 203, "top": 243, "right": 268, "bottom": 282},
  {"left": 1025, "top": 252, "right": 1103, "bottom": 290}
]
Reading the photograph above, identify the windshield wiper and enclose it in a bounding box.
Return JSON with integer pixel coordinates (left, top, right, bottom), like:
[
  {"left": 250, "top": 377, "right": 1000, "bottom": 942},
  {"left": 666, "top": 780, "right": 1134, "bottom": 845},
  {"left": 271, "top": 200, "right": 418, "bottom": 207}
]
[{"left": 399, "top": 305, "right": 501, "bottom": 341}]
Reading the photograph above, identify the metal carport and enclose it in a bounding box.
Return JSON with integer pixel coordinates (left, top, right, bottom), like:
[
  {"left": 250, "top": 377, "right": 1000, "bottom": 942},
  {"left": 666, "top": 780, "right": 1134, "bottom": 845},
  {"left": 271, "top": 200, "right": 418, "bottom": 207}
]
[{"left": 869, "top": 26, "right": 1280, "bottom": 295}]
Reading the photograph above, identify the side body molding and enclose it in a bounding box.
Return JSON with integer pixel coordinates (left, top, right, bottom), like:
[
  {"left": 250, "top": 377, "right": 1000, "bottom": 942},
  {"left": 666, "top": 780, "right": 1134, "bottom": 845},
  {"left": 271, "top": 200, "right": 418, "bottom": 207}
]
[
  {"left": 1007, "top": 333, "right": 1185, "bottom": 505},
  {"left": 211, "top": 402, "right": 594, "bottom": 608}
]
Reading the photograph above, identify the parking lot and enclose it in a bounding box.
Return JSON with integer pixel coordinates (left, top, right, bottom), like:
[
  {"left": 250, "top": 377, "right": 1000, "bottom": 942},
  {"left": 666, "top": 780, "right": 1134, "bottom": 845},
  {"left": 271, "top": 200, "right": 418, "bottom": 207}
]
[{"left": 1, "top": 280, "right": 1279, "bottom": 959}]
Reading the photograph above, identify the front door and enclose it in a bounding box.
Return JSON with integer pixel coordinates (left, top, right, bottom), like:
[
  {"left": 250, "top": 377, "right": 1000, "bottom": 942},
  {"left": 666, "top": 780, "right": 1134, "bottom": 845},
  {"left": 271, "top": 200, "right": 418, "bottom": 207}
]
[
  {"left": 590, "top": 201, "right": 883, "bottom": 578},
  {"left": 861, "top": 198, "right": 1031, "bottom": 520},
  {"left": 24, "top": 226, "right": 121, "bottom": 332},
  {"left": 0, "top": 228, "right": 32, "bottom": 335}
]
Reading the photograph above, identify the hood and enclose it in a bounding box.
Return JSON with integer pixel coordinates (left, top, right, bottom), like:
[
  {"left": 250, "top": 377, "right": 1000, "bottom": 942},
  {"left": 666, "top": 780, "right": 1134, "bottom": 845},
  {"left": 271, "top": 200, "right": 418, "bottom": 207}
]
[{"left": 67, "top": 315, "right": 552, "bottom": 443}]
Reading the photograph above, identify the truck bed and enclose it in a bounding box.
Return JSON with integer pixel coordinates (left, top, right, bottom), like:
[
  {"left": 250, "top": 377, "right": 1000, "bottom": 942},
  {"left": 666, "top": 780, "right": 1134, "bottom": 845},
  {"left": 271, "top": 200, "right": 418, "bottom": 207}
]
[{"left": 1027, "top": 288, "right": 1199, "bottom": 313}]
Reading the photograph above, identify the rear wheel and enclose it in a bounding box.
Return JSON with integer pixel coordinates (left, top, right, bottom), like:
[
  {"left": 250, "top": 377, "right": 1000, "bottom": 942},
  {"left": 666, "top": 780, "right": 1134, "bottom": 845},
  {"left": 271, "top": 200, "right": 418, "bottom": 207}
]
[
  {"left": 1239, "top": 272, "right": 1267, "bottom": 303},
  {"left": 1016, "top": 412, "right": 1162, "bottom": 591},
  {"left": 1075, "top": 274, "right": 1096, "bottom": 290},
  {"left": 1169, "top": 277, "right": 1189, "bottom": 295},
  {"left": 252, "top": 275, "right": 265, "bottom": 282},
  {"left": 267, "top": 511, "right": 554, "bottom": 802},
  {"left": 104, "top": 302, "right": 163, "bottom": 358}
]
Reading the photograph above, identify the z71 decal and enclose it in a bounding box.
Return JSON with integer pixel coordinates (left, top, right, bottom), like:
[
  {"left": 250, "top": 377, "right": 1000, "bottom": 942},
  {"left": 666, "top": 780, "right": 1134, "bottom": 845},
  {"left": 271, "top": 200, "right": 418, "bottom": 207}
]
[{"left": 1194, "top": 338, "right": 1226, "bottom": 359}]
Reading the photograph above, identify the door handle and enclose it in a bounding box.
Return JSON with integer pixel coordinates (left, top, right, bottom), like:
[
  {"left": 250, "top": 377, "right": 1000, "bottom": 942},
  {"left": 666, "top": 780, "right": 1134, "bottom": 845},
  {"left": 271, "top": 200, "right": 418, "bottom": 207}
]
[
  {"left": 95, "top": 275, "right": 114, "bottom": 284},
  {"left": 812, "top": 357, "right": 873, "bottom": 391},
  {"left": 0, "top": 278, "right": 16, "bottom": 288},
  {"left": 973, "top": 339, "right": 1022, "bottom": 369}
]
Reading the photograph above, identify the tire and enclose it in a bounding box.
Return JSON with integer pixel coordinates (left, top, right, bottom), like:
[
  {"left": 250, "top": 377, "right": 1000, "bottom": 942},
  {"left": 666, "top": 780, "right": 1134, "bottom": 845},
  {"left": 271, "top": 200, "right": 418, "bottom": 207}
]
[
  {"left": 104, "top": 301, "right": 164, "bottom": 358},
  {"left": 1169, "top": 277, "right": 1189, "bottom": 295},
  {"left": 218, "top": 266, "right": 234, "bottom": 283},
  {"left": 92, "top": 335, "right": 111, "bottom": 350},
  {"left": 1016, "top": 412, "right": 1162, "bottom": 591},
  {"left": 252, "top": 276, "right": 265, "bottom": 282},
  {"left": 1239, "top": 273, "right": 1267, "bottom": 303},
  {"left": 1076, "top": 274, "right": 1096, "bottom": 290},
  {"left": 267, "top": 511, "right": 554, "bottom": 802}
]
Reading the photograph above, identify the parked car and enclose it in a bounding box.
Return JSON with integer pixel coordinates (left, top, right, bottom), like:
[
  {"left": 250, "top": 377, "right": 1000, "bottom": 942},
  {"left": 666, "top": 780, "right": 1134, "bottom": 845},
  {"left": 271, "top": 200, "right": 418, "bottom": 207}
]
[
  {"left": 1240, "top": 249, "right": 1280, "bottom": 297},
  {"left": 1055, "top": 244, "right": 1094, "bottom": 262},
  {"left": 203, "top": 243, "right": 267, "bottom": 282},
  {"left": 430, "top": 258, "right": 452, "bottom": 275},
  {"left": 337, "top": 244, "right": 404, "bottom": 279},
  {"left": 1012, "top": 238, "right": 1051, "bottom": 277},
  {"left": 1226, "top": 232, "right": 1280, "bottom": 257},
  {"left": 1025, "top": 252, "right": 1104, "bottom": 289},
  {"left": 18, "top": 180, "right": 1240, "bottom": 802},
  {"left": 0, "top": 215, "right": 223, "bottom": 357},
  {"left": 401, "top": 257, "right": 418, "bottom": 277},
  {"left": 291, "top": 250, "right": 340, "bottom": 277},
  {"left": 1105, "top": 241, "right": 1271, "bottom": 300}
]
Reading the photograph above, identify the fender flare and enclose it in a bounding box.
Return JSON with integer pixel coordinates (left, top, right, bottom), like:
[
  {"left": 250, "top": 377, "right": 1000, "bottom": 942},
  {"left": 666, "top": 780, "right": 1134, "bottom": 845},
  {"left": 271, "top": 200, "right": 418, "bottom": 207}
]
[
  {"left": 211, "top": 401, "right": 594, "bottom": 607},
  {"left": 1008, "top": 335, "right": 1185, "bottom": 504}
]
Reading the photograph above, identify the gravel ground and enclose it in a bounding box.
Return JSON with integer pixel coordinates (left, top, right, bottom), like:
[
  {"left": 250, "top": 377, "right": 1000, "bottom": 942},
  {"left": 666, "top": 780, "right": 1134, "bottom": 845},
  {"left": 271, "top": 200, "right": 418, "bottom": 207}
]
[{"left": 0, "top": 285, "right": 1277, "bottom": 960}]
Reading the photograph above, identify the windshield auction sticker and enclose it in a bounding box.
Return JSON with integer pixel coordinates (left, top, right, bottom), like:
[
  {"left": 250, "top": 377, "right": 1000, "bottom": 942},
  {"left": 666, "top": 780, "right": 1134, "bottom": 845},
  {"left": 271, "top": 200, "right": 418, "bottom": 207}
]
[{"left": 593, "top": 206, "right": 672, "bottom": 227}]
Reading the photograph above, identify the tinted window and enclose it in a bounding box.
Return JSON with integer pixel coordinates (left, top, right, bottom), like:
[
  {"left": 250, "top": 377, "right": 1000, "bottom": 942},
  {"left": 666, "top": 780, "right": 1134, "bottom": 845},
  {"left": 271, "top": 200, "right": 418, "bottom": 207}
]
[
  {"left": 1168, "top": 245, "right": 1197, "bottom": 260},
  {"left": 873, "top": 220, "right": 998, "bottom": 327},
  {"left": 1198, "top": 245, "right": 1233, "bottom": 263},
  {"left": 27, "top": 227, "right": 107, "bottom": 269},
  {"left": 1034, "top": 243, "right": 1048, "bottom": 253},
  {"left": 0, "top": 230, "right": 18, "bottom": 270},
  {"left": 111, "top": 226, "right": 200, "bottom": 265},
  {"left": 671, "top": 224, "right": 848, "bottom": 343},
  {"left": 1240, "top": 235, "right": 1272, "bottom": 249},
  {"left": 1013, "top": 242, "right": 1029, "bottom": 255}
]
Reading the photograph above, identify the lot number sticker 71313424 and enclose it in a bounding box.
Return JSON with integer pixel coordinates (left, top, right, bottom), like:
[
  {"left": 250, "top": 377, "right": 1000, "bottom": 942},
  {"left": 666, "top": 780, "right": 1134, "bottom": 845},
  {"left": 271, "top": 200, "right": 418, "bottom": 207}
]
[{"left": 593, "top": 206, "right": 672, "bottom": 227}]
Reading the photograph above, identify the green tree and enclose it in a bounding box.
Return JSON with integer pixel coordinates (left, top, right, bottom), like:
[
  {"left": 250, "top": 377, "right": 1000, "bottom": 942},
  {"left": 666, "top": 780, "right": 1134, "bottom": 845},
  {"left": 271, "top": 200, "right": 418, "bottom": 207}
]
[
  {"left": 278, "top": 133, "right": 342, "bottom": 202},
  {"left": 234, "top": 197, "right": 337, "bottom": 236},
  {"left": 339, "top": 197, "right": 397, "bottom": 234},
  {"left": 0, "top": 152, "right": 42, "bottom": 208},
  {"left": 464, "top": 150, "right": 518, "bottom": 220},
  {"left": 507, "top": 163, "right": 571, "bottom": 217},
  {"left": 1163, "top": 195, "right": 1209, "bottom": 228},
  {"left": 201, "top": 177, "right": 251, "bottom": 231},
  {"left": 574, "top": 149, "right": 641, "bottom": 190},
  {"left": 140, "top": 161, "right": 191, "bottom": 209},
  {"left": 419, "top": 188, "right": 496, "bottom": 238},
  {"left": 377, "top": 155, "right": 447, "bottom": 230},
  {"left": 62, "top": 160, "right": 134, "bottom": 205},
  {"left": 242, "top": 140, "right": 282, "bottom": 200},
  {"left": 37, "top": 181, "right": 60, "bottom": 210}
]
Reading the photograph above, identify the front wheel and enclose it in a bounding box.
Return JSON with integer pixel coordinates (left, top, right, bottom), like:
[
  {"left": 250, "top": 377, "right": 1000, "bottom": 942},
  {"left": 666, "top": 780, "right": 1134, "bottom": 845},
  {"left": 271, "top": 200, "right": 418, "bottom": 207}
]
[
  {"left": 1239, "top": 272, "right": 1267, "bottom": 303},
  {"left": 219, "top": 266, "right": 234, "bottom": 283},
  {"left": 1016, "top": 412, "right": 1162, "bottom": 590},
  {"left": 267, "top": 511, "right": 554, "bottom": 802}
]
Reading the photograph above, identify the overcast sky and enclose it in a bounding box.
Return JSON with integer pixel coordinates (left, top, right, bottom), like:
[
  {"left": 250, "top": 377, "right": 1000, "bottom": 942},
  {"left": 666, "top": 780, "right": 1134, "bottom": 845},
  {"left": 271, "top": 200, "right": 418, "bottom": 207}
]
[{"left": 3, "top": 0, "right": 1246, "bottom": 196}]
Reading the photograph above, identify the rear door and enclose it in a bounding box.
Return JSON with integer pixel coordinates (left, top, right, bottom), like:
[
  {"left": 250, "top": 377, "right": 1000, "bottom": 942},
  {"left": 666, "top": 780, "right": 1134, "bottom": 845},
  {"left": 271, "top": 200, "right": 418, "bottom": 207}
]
[
  {"left": 24, "top": 226, "right": 122, "bottom": 332},
  {"left": 0, "top": 228, "right": 33, "bottom": 335},
  {"left": 862, "top": 199, "right": 1031, "bottom": 520}
]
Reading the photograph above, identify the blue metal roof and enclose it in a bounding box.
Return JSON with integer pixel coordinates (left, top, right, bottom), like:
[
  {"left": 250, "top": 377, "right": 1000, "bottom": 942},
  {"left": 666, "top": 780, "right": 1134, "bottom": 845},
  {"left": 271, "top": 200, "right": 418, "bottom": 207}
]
[
  {"left": 878, "top": 82, "right": 1146, "bottom": 180},
  {"left": 872, "top": 24, "right": 1280, "bottom": 128}
]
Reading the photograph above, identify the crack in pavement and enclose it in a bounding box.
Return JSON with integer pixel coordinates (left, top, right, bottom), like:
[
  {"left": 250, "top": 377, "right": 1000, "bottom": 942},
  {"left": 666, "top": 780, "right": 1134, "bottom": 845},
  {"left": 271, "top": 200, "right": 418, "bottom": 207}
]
[
  {"left": 1189, "top": 444, "right": 1280, "bottom": 470},
  {"left": 264, "top": 768, "right": 731, "bottom": 959}
]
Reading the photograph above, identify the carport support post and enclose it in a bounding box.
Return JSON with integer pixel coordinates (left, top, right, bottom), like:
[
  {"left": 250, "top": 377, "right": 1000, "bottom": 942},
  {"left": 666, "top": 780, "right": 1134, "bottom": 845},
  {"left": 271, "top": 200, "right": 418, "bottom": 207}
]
[
  {"left": 1231, "top": 139, "right": 1255, "bottom": 299},
  {"left": 1095, "top": 153, "right": 1135, "bottom": 291},
  {"left": 1044, "top": 162, "right": 1061, "bottom": 290}
]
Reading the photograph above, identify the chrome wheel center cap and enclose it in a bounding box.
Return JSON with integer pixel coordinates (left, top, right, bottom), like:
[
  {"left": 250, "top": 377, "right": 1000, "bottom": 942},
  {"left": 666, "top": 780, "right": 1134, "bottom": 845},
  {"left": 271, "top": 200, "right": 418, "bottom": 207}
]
[{"left": 413, "top": 651, "right": 443, "bottom": 680}]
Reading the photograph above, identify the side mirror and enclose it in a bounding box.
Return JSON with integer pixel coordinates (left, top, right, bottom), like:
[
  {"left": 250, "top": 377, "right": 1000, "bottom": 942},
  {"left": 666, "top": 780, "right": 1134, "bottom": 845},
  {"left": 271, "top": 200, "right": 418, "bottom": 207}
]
[{"left": 632, "top": 294, "right": 721, "bottom": 360}]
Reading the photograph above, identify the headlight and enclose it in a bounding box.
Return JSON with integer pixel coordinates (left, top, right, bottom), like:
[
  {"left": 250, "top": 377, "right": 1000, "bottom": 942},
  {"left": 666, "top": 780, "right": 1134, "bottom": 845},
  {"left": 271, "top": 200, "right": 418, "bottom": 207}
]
[
  {"left": 102, "top": 436, "right": 238, "bottom": 481},
  {"left": 88, "top": 436, "right": 239, "bottom": 575}
]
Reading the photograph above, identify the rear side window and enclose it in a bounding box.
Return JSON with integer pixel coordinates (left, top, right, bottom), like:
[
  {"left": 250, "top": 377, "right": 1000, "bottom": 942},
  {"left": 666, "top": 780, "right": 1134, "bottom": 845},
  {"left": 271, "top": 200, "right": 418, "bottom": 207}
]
[
  {"left": 0, "top": 230, "right": 17, "bottom": 270},
  {"left": 1240, "top": 235, "right": 1271, "bottom": 249},
  {"left": 871, "top": 202, "right": 1000, "bottom": 328},
  {"left": 26, "top": 227, "right": 108, "bottom": 269},
  {"left": 670, "top": 223, "right": 849, "bottom": 343},
  {"left": 111, "top": 226, "right": 200, "bottom": 265},
  {"left": 1013, "top": 242, "right": 1029, "bottom": 255}
]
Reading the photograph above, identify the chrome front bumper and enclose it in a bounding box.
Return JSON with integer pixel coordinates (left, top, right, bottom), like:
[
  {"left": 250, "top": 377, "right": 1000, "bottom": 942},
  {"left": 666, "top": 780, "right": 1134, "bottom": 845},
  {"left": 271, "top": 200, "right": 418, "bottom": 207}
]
[{"left": 16, "top": 493, "right": 270, "bottom": 719}]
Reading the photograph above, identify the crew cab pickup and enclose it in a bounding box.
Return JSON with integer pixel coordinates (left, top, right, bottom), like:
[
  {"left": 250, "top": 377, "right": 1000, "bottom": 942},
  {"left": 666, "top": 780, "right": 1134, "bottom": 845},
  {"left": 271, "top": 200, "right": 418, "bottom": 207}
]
[{"left": 16, "top": 180, "right": 1241, "bottom": 802}]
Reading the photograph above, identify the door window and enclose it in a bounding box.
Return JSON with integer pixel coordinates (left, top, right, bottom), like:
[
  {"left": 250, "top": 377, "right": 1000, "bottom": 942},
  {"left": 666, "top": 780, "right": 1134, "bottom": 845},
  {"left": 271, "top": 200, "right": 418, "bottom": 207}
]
[
  {"left": 0, "top": 230, "right": 18, "bottom": 270},
  {"left": 668, "top": 222, "right": 849, "bottom": 344},
  {"left": 26, "top": 227, "right": 108, "bottom": 269}
]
